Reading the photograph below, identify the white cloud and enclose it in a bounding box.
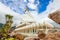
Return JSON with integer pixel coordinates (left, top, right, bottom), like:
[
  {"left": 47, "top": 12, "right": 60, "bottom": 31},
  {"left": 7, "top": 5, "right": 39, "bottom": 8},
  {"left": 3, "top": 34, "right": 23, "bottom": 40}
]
[
  {"left": 24, "top": 0, "right": 27, "bottom": 3},
  {"left": 41, "top": 0, "right": 60, "bottom": 15},
  {"left": 28, "top": 0, "right": 35, "bottom": 3},
  {"left": 27, "top": 0, "right": 39, "bottom": 10},
  {"left": 27, "top": 3, "right": 37, "bottom": 9}
]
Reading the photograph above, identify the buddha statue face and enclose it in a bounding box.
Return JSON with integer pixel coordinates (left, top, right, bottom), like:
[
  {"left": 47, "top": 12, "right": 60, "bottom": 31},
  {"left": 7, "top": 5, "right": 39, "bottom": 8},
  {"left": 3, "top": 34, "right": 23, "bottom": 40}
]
[{"left": 48, "top": 11, "right": 60, "bottom": 24}]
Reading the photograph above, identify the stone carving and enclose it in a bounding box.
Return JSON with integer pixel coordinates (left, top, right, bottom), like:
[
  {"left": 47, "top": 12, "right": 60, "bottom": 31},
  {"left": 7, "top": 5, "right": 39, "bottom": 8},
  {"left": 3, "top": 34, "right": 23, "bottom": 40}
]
[{"left": 48, "top": 10, "right": 60, "bottom": 24}]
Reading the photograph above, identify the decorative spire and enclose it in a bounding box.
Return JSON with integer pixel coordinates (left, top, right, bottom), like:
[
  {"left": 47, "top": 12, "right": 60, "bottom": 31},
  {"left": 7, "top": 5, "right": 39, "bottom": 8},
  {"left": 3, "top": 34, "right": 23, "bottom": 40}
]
[
  {"left": 25, "top": 6, "right": 29, "bottom": 12},
  {"left": 24, "top": 6, "right": 35, "bottom": 22}
]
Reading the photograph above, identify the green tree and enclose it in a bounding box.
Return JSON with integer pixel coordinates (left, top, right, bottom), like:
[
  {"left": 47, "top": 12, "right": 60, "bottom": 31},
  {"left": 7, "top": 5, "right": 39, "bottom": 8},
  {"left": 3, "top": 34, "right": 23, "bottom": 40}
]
[{"left": 2, "top": 14, "right": 13, "bottom": 33}]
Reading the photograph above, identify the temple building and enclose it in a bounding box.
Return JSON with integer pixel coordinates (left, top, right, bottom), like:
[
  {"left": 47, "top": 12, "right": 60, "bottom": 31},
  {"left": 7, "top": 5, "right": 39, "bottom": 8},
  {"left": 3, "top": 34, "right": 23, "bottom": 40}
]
[{"left": 13, "top": 6, "right": 54, "bottom": 37}]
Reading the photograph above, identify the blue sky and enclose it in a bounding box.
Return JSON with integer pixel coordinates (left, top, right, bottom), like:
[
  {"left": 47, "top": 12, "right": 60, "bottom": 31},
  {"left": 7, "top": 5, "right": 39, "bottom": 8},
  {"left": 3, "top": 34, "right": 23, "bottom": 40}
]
[
  {"left": 0, "top": 0, "right": 60, "bottom": 27},
  {"left": 38, "top": 0, "right": 53, "bottom": 13},
  {"left": 0, "top": 0, "right": 53, "bottom": 14}
]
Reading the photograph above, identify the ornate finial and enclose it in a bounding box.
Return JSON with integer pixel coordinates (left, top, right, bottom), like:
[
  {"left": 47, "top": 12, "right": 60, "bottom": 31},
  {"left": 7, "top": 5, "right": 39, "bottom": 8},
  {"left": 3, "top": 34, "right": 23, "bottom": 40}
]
[{"left": 25, "top": 6, "right": 29, "bottom": 12}]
